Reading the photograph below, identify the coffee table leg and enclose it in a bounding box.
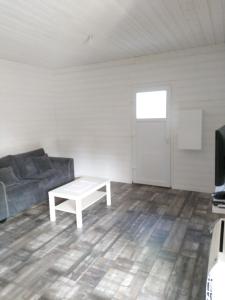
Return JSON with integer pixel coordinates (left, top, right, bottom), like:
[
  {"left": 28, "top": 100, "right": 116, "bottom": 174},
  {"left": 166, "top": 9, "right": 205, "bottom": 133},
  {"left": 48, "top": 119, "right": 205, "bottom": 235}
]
[
  {"left": 106, "top": 181, "right": 111, "bottom": 206},
  {"left": 76, "top": 199, "right": 83, "bottom": 229},
  {"left": 49, "top": 194, "right": 56, "bottom": 222}
]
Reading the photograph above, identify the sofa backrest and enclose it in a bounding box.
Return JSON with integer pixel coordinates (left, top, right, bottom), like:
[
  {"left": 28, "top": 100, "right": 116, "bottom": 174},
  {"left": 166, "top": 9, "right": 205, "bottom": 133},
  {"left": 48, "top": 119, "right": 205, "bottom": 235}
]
[
  {"left": 0, "top": 149, "right": 46, "bottom": 179},
  {"left": 0, "top": 155, "right": 13, "bottom": 169},
  {"left": 0, "top": 155, "right": 14, "bottom": 168},
  {"left": 13, "top": 148, "right": 45, "bottom": 160}
]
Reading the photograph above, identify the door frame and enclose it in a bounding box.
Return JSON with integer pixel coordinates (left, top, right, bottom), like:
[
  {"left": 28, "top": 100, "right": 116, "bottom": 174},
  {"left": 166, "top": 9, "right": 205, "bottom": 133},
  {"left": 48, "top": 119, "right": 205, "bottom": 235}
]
[{"left": 131, "top": 85, "right": 174, "bottom": 187}]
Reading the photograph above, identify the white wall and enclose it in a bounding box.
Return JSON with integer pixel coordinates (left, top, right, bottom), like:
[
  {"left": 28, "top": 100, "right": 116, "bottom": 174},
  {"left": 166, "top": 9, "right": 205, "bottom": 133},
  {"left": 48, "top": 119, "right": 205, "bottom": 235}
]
[
  {"left": 0, "top": 60, "right": 57, "bottom": 157},
  {"left": 54, "top": 44, "right": 225, "bottom": 193},
  {"left": 1, "top": 44, "right": 224, "bottom": 193}
]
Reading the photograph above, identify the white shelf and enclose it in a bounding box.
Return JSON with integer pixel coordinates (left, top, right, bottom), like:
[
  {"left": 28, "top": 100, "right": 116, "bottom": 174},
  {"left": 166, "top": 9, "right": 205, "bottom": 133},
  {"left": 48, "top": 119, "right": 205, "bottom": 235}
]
[
  {"left": 55, "top": 199, "right": 76, "bottom": 214},
  {"left": 55, "top": 191, "right": 106, "bottom": 214}
]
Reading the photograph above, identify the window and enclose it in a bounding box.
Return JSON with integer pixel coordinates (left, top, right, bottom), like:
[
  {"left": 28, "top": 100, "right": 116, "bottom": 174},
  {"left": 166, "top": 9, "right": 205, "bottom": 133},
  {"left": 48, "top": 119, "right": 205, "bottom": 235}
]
[{"left": 136, "top": 90, "right": 167, "bottom": 119}]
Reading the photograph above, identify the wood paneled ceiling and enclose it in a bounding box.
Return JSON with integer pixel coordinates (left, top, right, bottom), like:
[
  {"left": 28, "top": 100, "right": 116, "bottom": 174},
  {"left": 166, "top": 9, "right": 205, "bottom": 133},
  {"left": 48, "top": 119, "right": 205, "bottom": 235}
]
[{"left": 0, "top": 0, "right": 224, "bottom": 68}]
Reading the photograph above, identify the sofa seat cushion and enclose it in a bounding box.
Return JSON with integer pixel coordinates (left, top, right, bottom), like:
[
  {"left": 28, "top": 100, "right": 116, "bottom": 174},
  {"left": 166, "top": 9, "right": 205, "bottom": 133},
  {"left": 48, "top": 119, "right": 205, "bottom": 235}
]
[
  {"left": 22, "top": 169, "right": 67, "bottom": 191},
  {"left": 6, "top": 179, "right": 39, "bottom": 193},
  {"left": 26, "top": 169, "right": 57, "bottom": 180},
  {"left": 6, "top": 179, "right": 43, "bottom": 216},
  {"left": 0, "top": 167, "right": 20, "bottom": 186}
]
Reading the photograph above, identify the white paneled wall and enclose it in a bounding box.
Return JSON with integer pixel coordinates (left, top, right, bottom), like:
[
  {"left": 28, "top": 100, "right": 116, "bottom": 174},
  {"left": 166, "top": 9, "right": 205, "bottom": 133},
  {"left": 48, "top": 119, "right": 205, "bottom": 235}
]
[
  {"left": 54, "top": 44, "right": 225, "bottom": 193},
  {"left": 0, "top": 60, "right": 57, "bottom": 157},
  {"left": 0, "top": 44, "right": 224, "bottom": 193}
]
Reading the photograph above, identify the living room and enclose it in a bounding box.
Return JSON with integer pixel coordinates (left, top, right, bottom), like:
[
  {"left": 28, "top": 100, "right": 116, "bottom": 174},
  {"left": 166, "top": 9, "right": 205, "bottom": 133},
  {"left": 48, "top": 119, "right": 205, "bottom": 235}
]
[{"left": 0, "top": 1, "right": 225, "bottom": 299}]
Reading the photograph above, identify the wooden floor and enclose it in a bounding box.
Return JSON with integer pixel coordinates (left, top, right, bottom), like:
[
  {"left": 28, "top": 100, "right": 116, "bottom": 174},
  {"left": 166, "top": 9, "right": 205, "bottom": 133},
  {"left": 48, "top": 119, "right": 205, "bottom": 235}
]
[{"left": 0, "top": 182, "right": 219, "bottom": 300}]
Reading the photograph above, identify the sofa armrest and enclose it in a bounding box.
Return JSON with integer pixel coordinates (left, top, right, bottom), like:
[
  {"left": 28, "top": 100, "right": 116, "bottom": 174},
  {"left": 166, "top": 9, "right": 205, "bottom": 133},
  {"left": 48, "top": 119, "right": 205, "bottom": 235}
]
[
  {"left": 0, "top": 181, "right": 9, "bottom": 221},
  {"left": 49, "top": 157, "right": 74, "bottom": 180}
]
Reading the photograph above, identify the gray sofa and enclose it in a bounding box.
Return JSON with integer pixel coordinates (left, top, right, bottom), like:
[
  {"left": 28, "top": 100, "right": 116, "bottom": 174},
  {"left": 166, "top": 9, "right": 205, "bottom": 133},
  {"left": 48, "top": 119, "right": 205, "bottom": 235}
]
[{"left": 0, "top": 148, "right": 74, "bottom": 221}]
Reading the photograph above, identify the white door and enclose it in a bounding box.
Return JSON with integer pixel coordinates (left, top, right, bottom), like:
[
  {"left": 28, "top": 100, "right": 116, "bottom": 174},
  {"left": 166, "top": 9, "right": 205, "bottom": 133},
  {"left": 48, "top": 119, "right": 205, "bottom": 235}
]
[{"left": 133, "top": 90, "right": 171, "bottom": 187}]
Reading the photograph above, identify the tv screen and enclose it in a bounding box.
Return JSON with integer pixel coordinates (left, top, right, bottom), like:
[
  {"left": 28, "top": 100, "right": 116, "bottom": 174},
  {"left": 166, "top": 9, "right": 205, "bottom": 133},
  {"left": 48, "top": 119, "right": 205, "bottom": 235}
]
[{"left": 215, "top": 125, "right": 225, "bottom": 187}]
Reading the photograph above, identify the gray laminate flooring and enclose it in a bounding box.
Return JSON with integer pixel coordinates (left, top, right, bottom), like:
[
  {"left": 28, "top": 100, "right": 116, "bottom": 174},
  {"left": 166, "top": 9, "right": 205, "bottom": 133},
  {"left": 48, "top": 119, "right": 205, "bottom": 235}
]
[{"left": 0, "top": 182, "right": 219, "bottom": 300}]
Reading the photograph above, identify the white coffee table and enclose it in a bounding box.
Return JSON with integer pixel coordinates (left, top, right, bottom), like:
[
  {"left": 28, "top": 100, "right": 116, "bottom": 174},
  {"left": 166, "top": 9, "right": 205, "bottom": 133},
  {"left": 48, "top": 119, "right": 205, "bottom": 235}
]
[{"left": 48, "top": 177, "right": 111, "bottom": 229}]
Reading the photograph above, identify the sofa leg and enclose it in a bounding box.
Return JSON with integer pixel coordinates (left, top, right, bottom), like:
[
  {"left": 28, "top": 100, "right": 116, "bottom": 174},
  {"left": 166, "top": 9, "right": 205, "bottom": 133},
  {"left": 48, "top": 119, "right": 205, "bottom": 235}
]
[{"left": 0, "top": 218, "right": 7, "bottom": 223}]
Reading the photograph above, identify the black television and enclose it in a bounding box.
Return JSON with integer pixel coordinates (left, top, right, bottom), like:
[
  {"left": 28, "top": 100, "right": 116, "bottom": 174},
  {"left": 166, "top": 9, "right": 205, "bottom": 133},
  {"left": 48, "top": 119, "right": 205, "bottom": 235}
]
[{"left": 215, "top": 125, "right": 225, "bottom": 187}]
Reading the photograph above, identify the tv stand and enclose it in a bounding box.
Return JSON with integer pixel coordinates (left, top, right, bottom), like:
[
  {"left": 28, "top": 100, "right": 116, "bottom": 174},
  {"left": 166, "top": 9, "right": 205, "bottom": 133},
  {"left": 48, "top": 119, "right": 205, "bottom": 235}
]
[
  {"left": 212, "top": 204, "right": 225, "bottom": 214},
  {"left": 212, "top": 190, "right": 225, "bottom": 214}
]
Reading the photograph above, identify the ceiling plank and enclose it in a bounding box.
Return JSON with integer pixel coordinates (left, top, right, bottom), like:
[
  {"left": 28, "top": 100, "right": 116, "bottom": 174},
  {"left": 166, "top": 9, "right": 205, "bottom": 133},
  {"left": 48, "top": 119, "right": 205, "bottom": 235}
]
[
  {"left": 194, "top": 0, "right": 216, "bottom": 44},
  {"left": 207, "top": 0, "right": 225, "bottom": 43}
]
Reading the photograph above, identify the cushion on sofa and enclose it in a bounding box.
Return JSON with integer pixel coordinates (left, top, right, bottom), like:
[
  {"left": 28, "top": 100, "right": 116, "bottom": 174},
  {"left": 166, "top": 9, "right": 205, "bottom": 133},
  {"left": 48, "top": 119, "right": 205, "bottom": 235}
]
[
  {"left": 49, "top": 157, "right": 74, "bottom": 182},
  {"left": 0, "top": 167, "right": 20, "bottom": 186},
  {"left": 14, "top": 148, "right": 45, "bottom": 178},
  {"left": 0, "top": 155, "right": 13, "bottom": 168},
  {"left": 20, "top": 157, "right": 39, "bottom": 178},
  {"left": 32, "top": 155, "right": 53, "bottom": 173},
  {"left": 0, "top": 155, "right": 20, "bottom": 178}
]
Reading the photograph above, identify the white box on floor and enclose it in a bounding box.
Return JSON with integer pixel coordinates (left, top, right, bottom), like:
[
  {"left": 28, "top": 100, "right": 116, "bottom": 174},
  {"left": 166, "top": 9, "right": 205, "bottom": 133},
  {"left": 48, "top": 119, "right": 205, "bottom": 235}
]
[
  {"left": 212, "top": 205, "right": 225, "bottom": 215},
  {"left": 206, "top": 219, "right": 225, "bottom": 300}
]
